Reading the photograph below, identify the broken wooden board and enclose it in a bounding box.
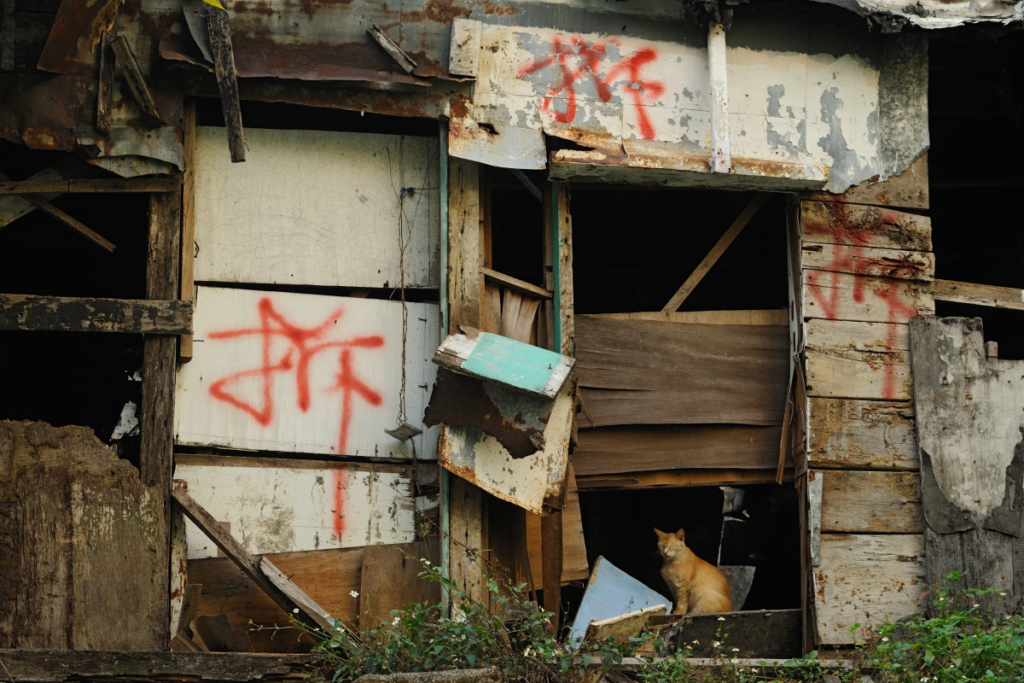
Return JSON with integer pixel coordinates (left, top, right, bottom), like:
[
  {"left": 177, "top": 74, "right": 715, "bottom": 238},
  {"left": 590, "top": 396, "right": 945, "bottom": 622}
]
[
  {"left": 910, "top": 317, "right": 1024, "bottom": 613},
  {"left": 802, "top": 244, "right": 934, "bottom": 282},
  {"left": 439, "top": 384, "right": 573, "bottom": 515},
  {"left": 568, "top": 556, "right": 671, "bottom": 644},
  {"left": 676, "top": 609, "right": 801, "bottom": 659},
  {"left": 800, "top": 201, "right": 931, "bottom": 252},
  {"left": 801, "top": 271, "right": 934, "bottom": 324},
  {"left": 818, "top": 470, "right": 923, "bottom": 533},
  {"left": 190, "top": 547, "right": 362, "bottom": 653},
  {"left": 572, "top": 425, "right": 785, "bottom": 476},
  {"left": 932, "top": 279, "right": 1024, "bottom": 312},
  {"left": 807, "top": 398, "right": 919, "bottom": 471},
  {"left": 804, "top": 155, "right": 929, "bottom": 211},
  {"left": 174, "top": 454, "right": 415, "bottom": 558},
  {"left": 526, "top": 464, "right": 589, "bottom": 587},
  {"left": 0, "top": 295, "right": 192, "bottom": 334},
  {"left": 433, "top": 329, "right": 574, "bottom": 399},
  {"left": 575, "top": 316, "right": 789, "bottom": 427},
  {"left": 174, "top": 286, "right": 439, "bottom": 459},
  {"left": 814, "top": 533, "right": 926, "bottom": 645},
  {"left": 359, "top": 541, "right": 441, "bottom": 629},
  {"left": 0, "top": 421, "right": 167, "bottom": 650},
  {"left": 583, "top": 604, "right": 667, "bottom": 647},
  {"left": 194, "top": 127, "right": 439, "bottom": 289},
  {"left": 423, "top": 369, "right": 554, "bottom": 459},
  {"left": 805, "top": 318, "right": 912, "bottom": 401}
]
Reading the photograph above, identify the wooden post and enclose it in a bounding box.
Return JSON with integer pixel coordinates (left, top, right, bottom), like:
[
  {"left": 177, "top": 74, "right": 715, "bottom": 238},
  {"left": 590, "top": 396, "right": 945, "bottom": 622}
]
[
  {"left": 180, "top": 101, "right": 198, "bottom": 361},
  {"left": 207, "top": 7, "right": 245, "bottom": 163},
  {"left": 140, "top": 188, "right": 181, "bottom": 649}
]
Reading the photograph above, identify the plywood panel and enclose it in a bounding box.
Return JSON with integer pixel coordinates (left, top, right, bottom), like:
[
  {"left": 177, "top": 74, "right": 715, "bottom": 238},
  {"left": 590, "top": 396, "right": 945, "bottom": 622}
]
[
  {"left": 819, "top": 470, "right": 923, "bottom": 533},
  {"left": 801, "top": 270, "right": 934, "bottom": 323},
  {"left": 807, "top": 398, "right": 918, "bottom": 471},
  {"left": 575, "top": 316, "right": 789, "bottom": 427},
  {"left": 572, "top": 425, "right": 784, "bottom": 475},
  {"left": 814, "top": 533, "right": 925, "bottom": 645},
  {"left": 800, "top": 201, "right": 931, "bottom": 252},
  {"left": 360, "top": 542, "right": 441, "bottom": 628},
  {"left": 805, "top": 319, "right": 911, "bottom": 401},
  {"left": 194, "top": 127, "right": 439, "bottom": 289},
  {"left": 175, "top": 455, "right": 415, "bottom": 559},
  {"left": 189, "top": 547, "right": 363, "bottom": 653},
  {"left": 175, "top": 286, "right": 440, "bottom": 459}
]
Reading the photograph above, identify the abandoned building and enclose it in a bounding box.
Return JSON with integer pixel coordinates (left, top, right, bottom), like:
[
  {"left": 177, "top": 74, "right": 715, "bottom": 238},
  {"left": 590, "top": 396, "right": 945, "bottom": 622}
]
[{"left": 1, "top": 0, "right": 1024, "bottom": 677}]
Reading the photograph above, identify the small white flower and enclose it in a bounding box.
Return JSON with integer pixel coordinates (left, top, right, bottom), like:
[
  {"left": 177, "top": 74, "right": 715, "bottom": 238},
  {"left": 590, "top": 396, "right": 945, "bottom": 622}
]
[
  {"left": 752, "top": 669, "right": 758, "bottom": 673},
  {"left": 692, "top": 639, "right": 699, "bottom": 645},
  {"left": 350, "top": 590, "right": 360, "bottom": 598},
  {"left": 939, "top": 596, "right": 945, "bottom": 601},
  {"left": 881, "top": 637, "right": 889, "bottom": 642},
  {"left": 972, "top": 603, "right": 979, "bottom": 608},
  {"left": 730, "top": 658, "right": 738, "bottom": 664},
  {"left": 712, "top": 641, "right": 721, "bottom": 648},
  {"left": 1000, "top": 592, "right": 1007, "bottom": 597},
  {"left": 731, "top": 648, "right": 739, "bottom": 653},
  {"left": 293, "top": 608, "right": 300, "bottom": 614},
  {"left": 392, "top": 616, "right": 400, "bottom": 626},
  {"left": 523, "top": 647, "right": 533, "bottom": 657},
  {"left": 717, "top": 616, "right": 726, "bottom": 622}
]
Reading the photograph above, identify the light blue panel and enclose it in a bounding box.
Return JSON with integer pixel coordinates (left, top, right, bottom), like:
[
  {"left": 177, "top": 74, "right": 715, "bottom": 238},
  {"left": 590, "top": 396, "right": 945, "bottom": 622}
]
[
  {"left": 461, "top": 333, "right": 563, "bottom": 395},
  {"left": 567, "top": 556, "right": 671, "bottom": 644}
]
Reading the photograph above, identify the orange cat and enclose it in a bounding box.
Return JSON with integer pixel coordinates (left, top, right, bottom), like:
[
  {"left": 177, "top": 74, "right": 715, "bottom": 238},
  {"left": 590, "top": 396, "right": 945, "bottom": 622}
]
[{"left": 654, "top": 528, "right": 733, "bottom": 615}]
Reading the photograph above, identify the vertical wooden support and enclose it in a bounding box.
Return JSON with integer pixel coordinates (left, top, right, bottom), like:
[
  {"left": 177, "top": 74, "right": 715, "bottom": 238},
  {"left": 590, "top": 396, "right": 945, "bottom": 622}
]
[
  {"left": 541, "top": 489, "right": 564, "bottom": 629},
  {"left": 96, "top": 32, "right": 114, "bottom": 135},
  {"left": 141, "top": 189, "right": 181, "bottom": 648},
  {"left": 207, "top": 8, "right": 245, "bottom": 163},
  {"left": 438, "top": 120, "right": 451, "bottom": 617},
  {"left": 179, "top": 102, "right": 197, "bottom": 361},
  {"left": 449, "top": 476, "right": 485, "bottom": 613},
  {"left": 555, "top": 183, "right": 573, "bottom": 357}
]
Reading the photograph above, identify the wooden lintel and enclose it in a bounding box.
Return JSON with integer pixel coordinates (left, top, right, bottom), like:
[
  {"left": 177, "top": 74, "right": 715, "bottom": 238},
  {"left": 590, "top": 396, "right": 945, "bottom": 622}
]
[
  {"left": 661, "top": 192, "right": 769, "bottom": 313},
  {"left": 0, "top": 294, "right": 192, "bottom": 333},
  {"left": 933, "top": 278, "right": 1024, "bottom": 312},
  {"left": 0, "top": 177, "right": 179, "bottom": 195},
  {"left": 480, "top": 267, "right": 552, "bottom": 300},
  {"left": 110, "top": 36, "right": 161, "bottom": 120},
  {"left": 207, "top": 8, "right": 245, "bottom": 163},
  {"left": 367, "top": 24, "right": 418, "bottom": 74},
  {"left": 574, "top": 467, "right": 792, "bottom": 490},
  {"left": 171, "top": 485, "right": 335, "bottom": 633}
]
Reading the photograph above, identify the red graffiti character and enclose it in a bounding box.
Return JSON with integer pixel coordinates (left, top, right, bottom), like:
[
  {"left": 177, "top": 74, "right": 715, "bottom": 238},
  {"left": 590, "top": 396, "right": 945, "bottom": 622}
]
[
  {"left": 208, "top": 297, "right": 384, "bottom": 454},
  {"left": 518, "top": 37, "right": 664, "bottom": 140}
]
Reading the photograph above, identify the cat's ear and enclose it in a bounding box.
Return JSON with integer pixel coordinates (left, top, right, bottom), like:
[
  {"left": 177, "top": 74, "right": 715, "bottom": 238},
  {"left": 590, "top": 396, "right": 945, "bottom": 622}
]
[
  {"left": 675, "top": 529, "right": 686, "bottom": 542},
  {"left": 653, "top": 528, "right": 667, "bottom": 539}
]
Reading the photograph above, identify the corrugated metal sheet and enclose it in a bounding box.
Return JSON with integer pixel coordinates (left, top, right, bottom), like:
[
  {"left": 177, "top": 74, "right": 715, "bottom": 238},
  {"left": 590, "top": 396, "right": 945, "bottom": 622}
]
[{"left": 36, "top": 0, "right": 124, "bottom": 75}]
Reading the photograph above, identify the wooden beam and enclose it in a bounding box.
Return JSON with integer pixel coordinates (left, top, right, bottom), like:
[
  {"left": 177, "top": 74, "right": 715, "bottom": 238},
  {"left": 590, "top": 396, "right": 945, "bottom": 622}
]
[
  {"left": 171, "top": 485, "right": 335, "bottom": 632},
  {"left": 480, "top": 267, "right": 552, "bottom": 299},
  {"left": 591, "top": 309, "right": 787, "bottom": 325},
  {"left": 933, "top": 278, "right": 1024, "bottom": 312},
  {"left": 207, "top": 8, "right": 245, "bottom": 163},
  {"left": 0, "top": 171, "right": 115, "bottom": 251},
  {"left": 575, "top": 467, "right": 792, "bottom": 490},
  {"left": 180, "top": 100, "right": 198, "bottom": 361},
  {"left": 661, "top": 192, "right": 769, "bottom": 313},
  {"left": 96, "top": 32, "right": 114, "bottom": 135},
  {"left": 555, "top": 182, "right": 573, "bottom": 355},
  {"left": 0, "top": 177, "right": 179, "bottom": 195},
  {"left": 367, "top": 24, "right": 418, "bottom": 73},
  {"left": 448, "top": 157, "right": 481, "bottom": 333},
  {"left": 109, "top": 36, "right": 161, "bottom": 120},
  {"left": 541, "top": 484, "right": 564, "bottom": 630},
  {"left": 0, "top": 294, "right": 192, "bottom": 333}
]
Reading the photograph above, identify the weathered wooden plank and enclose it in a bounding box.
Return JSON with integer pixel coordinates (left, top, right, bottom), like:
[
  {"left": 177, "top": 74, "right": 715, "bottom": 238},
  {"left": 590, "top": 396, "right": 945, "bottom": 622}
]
[
  {"left": 110, "top": 36, "right": 161, "bottom": 120},
  {"left": 174, "top": 455, "right": 415, "bottom": 558},
  {"left": 541, "top": 486, "right": 563, "bottom": 627},
  {"left": 556, "top": 182, "right": 573, "bottom": 356},
  {"left": 190, "top": 547, "right": 363, "bottom": 653},
  {"left": 526, "top": 464, "right": 588, "bottom": 586},
  {"left": 677, "top": 609, "right": 801, "bottom": 659},
  {"left": 662, "top": 193, "right": 769, "bottom": 313},
  {"left": 814, "top": 533, "right": 926, "bottom": 645},
  {"left": 800, "top": 200, "right": 931, "bottom": 252},
  {"left": 367, "top": 24, "right": 417, "bottom": 73},
  {"left": 804, "top": 154, "right": 929, "bottom": 210},
  {"left": 0, "top": 177, "right": 180, "bottom": 195},
  {"left": 0, "top": 421, "right": 167, "bottom": 650},
  {"left": 575, "top": 468, "right": 789, "bottom": 490},
  {"left": 207, "top": 7, "right": 245, "bottom": 162},
  {"left": 0, "top": 651, "right": 314, "bottom": 682},
  {"left": 180, "top": 100, "right": 198, "bottom": 361},
  {"left": 932, "top": 279, "right": 1024, "bottom": 312},
  {"left": 172, "top": 484, "right": 334, "bottom": 633},
  {"left": 807, "top": 398, "right": 918, "bottom": 471},
  {"left": 449, "top": 475, "right": 486, "bottom": 611},
  {"left": 195, "top": 128, "right": 439, "bottom": 289},
  {"left": 174, "top": 286, "right": 440, "bottom": 459},
  {"left": 584, "top": 604, "right": 665, "bottom": 646},
  {"left": 0, "top": 294, "right": 192, "bottom": 333},
  {"left": 819, "top": 470, "right": 922, "bottom": 533},
  {"left": 802, "top": 243, "right": 934, "bottom": 282},
  {"left": 591, "top": 310, "right": 787, "bottom": 325},
  {"left": 572, "top": 425, "right": 785, "bottom": 475},
  {"left": 433, "top": 329, "right": 573, "bottom": 399},
  {"left": 360, "top": 542, "right": 441, "bottom": 628},
  {"left": 575, "top": 316, "right": 789, "bottom": 427},
  {"left": 0, "top": 170, "right": 115, "bottom": 251},
  {"left": 802, "top": 270, "right": 934, "bottom": 323},
  {"left": 481, "top": 267, "right": 551, "bottom": 300},
  {"left": 499, "top": 289, "right": 541, "bottom": 343},
  {"left": 805, "top": 318, "right": 911, "bottom": 401},
  {"left": 449, "top": 157, "right": 481, "bottom": 333}
]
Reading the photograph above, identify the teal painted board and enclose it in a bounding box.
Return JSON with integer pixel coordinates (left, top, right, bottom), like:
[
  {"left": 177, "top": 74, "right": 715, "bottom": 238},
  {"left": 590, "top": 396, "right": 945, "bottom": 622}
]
[
  {"left": 568, "top": 556, "right": 671, "bottom": 645},
  {"left": 433, "top": 328, "right": 574, "bottom": 399}
]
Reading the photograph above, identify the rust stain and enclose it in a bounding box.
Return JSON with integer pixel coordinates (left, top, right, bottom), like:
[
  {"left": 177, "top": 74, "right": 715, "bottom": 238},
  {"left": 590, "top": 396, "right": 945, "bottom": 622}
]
[
  {"left": 402, "top": 0, "right": 472, "bottom": 24},
  {"left": 37, "top": 0, "right": 125, "bottom": 76},
  {"left": 481, "top": 0, "right": 517, "bottom": 14}
]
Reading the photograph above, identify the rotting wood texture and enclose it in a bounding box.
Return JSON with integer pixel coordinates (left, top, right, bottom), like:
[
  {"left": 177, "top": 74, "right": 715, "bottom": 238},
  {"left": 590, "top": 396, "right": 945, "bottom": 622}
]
[
  {"left": 0, "top": 177, "right": 180, "bottom": 195},
  {"left": 910, "top": 317, "right": 1024, "bottom": 614},
  {"left": 800, "top": 200, "right": 932, "bottom": 252},
  {"left": 676, "top": 609, "right": 801, "bottom": 659},
  {"left": 526, "top": 463, "right": 589, "bottom": 586},
  {"left": 207, "top": 6, "right": 245, "bottom": 162},
  {"left": 807, "top": 398, "right": 918, "bottom": 471},
  {"left": 575, "top": 316, "right": 789, "bottom": 427},
  {"left": 818, "top": 469, "right": 923, "bottom": 533},
  {"left": 0, "top": 294, "right": 192, "bottom": 333},
  {"left": 0, "top": 421, "right": 168, "bottom": 650},
  {"left": 804, "top": 318, "right": 912, "bottom": 401},
  {"left": 360, "top": 542, "right": 441, "bottom": 629}
]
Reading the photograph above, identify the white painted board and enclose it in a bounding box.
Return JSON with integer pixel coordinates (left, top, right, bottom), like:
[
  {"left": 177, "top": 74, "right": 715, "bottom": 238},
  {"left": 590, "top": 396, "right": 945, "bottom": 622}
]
[
  {"left": 175, "top": 286, "right": 440, "bottom": 459},
  {"left": 174, "top": 455, "right": 415, "bottom": 559},
  {"left": 194, "top": 127, "right": 440, "bottom": 289}
]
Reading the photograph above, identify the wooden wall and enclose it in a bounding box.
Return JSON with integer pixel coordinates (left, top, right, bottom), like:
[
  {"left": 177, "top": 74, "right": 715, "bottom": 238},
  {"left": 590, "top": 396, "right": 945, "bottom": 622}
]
[{"left": 797, "top": 158, "right": 932, "bottom": 645}]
